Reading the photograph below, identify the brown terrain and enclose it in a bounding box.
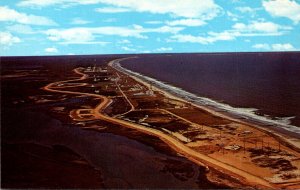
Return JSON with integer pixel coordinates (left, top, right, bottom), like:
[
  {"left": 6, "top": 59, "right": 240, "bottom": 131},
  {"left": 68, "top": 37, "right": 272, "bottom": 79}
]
[{"left": 1, "top": 56, "right": 300, "bottom": 189}]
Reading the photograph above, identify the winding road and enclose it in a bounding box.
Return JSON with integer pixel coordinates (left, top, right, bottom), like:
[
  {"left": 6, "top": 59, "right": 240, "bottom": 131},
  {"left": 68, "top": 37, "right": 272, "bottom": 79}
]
[{"left": 42, "top": 59, "right": 276, "bottom": 189}]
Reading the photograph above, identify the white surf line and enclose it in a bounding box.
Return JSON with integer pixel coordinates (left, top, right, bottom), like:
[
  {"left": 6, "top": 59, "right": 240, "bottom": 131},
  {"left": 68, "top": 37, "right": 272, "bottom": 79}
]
[{"left": 110, "top": 58, "right": 300, "bottom": 136}]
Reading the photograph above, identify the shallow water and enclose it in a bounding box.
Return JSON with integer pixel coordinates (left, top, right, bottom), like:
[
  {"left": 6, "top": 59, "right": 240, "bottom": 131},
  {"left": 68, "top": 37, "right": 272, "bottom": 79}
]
[{"left": 1, "top": 108, "right": 219, "bottom": 188}]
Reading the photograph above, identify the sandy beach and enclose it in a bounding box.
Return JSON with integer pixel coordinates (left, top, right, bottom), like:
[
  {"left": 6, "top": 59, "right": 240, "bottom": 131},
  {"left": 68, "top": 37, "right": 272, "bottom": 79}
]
[
  {"left": 109, "top": 58, "right": 300, "bottom": 189},
  {"left": 2, "top": 56, "right": 299, "bottom": 189}
]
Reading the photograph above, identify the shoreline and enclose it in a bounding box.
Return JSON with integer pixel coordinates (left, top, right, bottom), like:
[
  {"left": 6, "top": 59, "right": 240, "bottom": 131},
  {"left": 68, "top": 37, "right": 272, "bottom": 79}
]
[
  {"left": 44, "top": 61, "right": 275, "bottom": 188},
  {"left": 4, "top": 55, "right": 299, "bottom": 188},
  {"left": 111, "top": 58, "right": 300, "bottom": 152},
  {"left": 42, "top": 59, "right": 299, "bottom": 188}
]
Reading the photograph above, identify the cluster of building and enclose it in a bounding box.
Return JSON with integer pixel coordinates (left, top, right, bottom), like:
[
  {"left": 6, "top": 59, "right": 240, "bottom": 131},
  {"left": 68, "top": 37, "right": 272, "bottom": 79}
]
[{"left": 85, "top": 66, "right": 107, "bottom": 73}]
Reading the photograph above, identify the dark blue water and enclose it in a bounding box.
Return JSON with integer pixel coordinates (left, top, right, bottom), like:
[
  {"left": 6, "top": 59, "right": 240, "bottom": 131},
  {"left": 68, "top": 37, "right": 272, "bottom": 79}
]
[{"left": 121, "top": 52, "right": 300, "bottom": 127}]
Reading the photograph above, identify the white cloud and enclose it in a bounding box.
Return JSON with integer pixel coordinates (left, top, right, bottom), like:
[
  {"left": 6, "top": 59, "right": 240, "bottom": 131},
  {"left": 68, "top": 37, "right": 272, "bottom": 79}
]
[
  {"left": 45, "top": 28, "right": 109, "bottom": 45},
  {"left": 272, "top": 43, "right": 295, "bottom": 51},
  {"left": 98, "top": 0, "right": 221, "bottom": 19},
  {"left": 6, "top": 24, "right": 35, "bottom": 34},
  {"left": 45, "top": 25, "right": 183, "bottom": 44},
  {"left": 145, "top": 21, "right": 163, "bottom": 25},
  {"left": 235, "top": 6, "right": 261, "bottom": 18},
  {"left": 18, "top": 0, "right": 63, "bottom": 7},
  {"left": 95, "top": 7, "right": 130, "bottom": 13},
  {"left": 45, "top": 47, "right": 58, "bottom": 53},
  {"left": 64, "top": 41, "right": 109, "bottom": 45},
  {"left": 207, "top": 31, "right": 237, "bottom": 41},
  {"left": 153, "top": 26, "right": 183, "bottom": 34},
  {"left": 92, "top": 26, "right": 147, "bottom": 37},
  {"left": 236, "top": 6, "right": 255, "bottom": 13},
  {"left": 121, "top": 46, "right": 173, "bottom": 53},
  {"left": 18, "top": 0, "right": 221, "bottom": 19},
  {"left": 252, "top": 43, "right": 270, "bottom": 50},
  {"left": 227, "top": 11, "right": 239, "bottom": 21},
  {"left": 46, "top": 28, "right": 95, "bottom": 43},
  {"left": 232, "top": 21, "right": 291, "bottom": 34},
  {"left": 166, "top": 19, "right": 206, "bottom": 27},
  {"left": 0, "top": 6, "right": 57, "bottom": 26},
  {"left": 71, "top": 18, "right": 91, "bottom": 25},
  {"left": 263, "top": 0, "right": 300, "bottom": 24},
  {"left": 118, "top": 39, "right": 131, "bottom": 44},
  {"left": 0, "top": 31, "right": 21, "bottom": 46},
  {"left": 170, "top": 34, "right": 212, "bottom": 44},
  {"left": 121, "top": 46, "right": 136, "bottom": 52},
  {"left": 141, "top": 50, "right": 151, "bottom": 53},
  {"left": 142, "top": 47, "right": 173, "bottom": 53},
  {"left": 252, "top": 43, "right": 295, "bottom": 51},
  {"left": 155, "top": 47, "right": 173, "bottom": 52},
  {"left": 170, "top": 20, "right": 291, "bottom": 45},
  {"left": 170, "top": 31, "right": 236, "bottom": 44}
]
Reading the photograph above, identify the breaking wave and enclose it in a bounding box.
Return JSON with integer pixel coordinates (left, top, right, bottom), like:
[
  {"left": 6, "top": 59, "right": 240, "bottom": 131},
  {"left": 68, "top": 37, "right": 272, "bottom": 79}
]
[{"left": 111, "top": 59, "right": 300, "bottom": 135}]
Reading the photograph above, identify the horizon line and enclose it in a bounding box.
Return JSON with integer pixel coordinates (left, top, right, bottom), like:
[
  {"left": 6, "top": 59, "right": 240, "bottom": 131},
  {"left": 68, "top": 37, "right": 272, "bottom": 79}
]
[{"left": 1, "top": 50, "right": 300, "bottom": 58}]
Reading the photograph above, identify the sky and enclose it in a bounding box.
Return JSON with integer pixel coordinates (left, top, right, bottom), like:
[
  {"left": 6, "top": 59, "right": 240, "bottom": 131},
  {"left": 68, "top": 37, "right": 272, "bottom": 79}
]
[{"left": 1, "top": 0, "right": 300, "bottom": 56}]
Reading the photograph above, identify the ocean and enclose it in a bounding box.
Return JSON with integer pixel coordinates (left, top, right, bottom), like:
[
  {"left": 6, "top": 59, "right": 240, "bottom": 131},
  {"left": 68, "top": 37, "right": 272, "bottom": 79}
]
[{"left": 119, "top": 52, "right": 300, "bottom": 133}]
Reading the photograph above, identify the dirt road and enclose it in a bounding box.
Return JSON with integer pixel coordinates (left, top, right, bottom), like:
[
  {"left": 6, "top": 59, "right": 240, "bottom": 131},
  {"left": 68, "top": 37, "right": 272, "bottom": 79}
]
[{"left": 43, "top": 60, "right": 275, "bottom": 189}]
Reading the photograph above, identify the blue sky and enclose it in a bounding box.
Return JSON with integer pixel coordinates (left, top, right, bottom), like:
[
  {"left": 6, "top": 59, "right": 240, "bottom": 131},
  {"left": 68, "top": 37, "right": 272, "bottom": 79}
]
[{"left": 1, "top": 0, "right": 300, "bottom": 56}]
